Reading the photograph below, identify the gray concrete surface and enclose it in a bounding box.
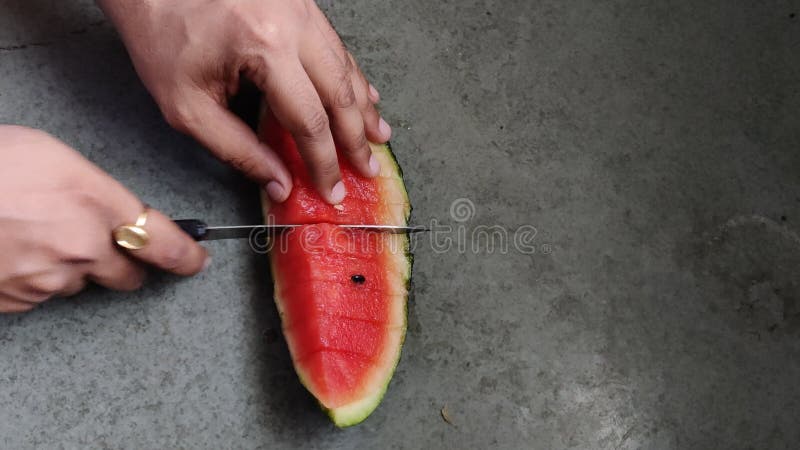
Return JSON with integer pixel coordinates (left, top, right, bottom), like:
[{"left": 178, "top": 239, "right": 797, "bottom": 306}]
[{"left": 1, "top": 0, "right": 799, "bottom": 448}]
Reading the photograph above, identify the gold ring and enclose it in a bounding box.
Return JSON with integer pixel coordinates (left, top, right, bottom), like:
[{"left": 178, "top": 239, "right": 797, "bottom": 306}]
[{"left": 113, "top": 208, "right": 150, "bottom": 250}]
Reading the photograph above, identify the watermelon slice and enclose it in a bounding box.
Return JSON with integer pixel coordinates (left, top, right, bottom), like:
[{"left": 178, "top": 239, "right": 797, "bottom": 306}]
[{"left": 259, "top": 115, "right": 411, "bottom": 427}]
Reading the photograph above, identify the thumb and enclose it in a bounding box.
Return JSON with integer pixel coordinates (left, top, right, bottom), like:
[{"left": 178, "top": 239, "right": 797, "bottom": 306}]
[{"left": 165, "top": 92, "right": 293, "bottom": 202}]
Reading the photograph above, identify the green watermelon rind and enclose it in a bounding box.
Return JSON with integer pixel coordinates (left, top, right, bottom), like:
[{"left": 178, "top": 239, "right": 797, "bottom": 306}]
[{"left": 384, "top": 141, "right": 404, "bottom": 179}]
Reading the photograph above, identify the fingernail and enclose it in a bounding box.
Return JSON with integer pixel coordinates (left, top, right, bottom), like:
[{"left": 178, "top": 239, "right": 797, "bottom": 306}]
[
  {"left": 378, "top": 118, "right": 392, "bottom": 141},
  {"left": 266, "top": 181, "right": 288, "bottom": 203},
  {"left": 368, "top": 154, "right": 380, "bottom": 177},
  {"left": 330, "top": 181, "right": 346, "bottom": 204},
  {"left": 368, "top": 84, "right": 380, "bottom": 102},
  {"left": 202, "top": 256, "right": 212, "bottom": 271}
]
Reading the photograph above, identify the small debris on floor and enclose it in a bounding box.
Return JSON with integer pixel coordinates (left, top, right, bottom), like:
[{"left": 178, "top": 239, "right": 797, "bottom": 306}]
[{"left": 441, "top": 405, "right": 454, "bottom": 426}]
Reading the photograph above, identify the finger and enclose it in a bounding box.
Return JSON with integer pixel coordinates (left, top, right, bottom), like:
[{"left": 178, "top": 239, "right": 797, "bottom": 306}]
[
  {"left": 89, "top": 251, "right": 146, "bottom": 292},
  {"left": 346, "top": 52, "right": 390, "bottom": 143},
  {"left": 300, "top": 31, "right": 377, "bottom": 178},
  {"left": 352, "top": 61, "right": 381, "bottom": 105},
  {"left": 58, "top": 277, "right": 88, "bottom": 298},
  {"left": 20, "top": 271, "right": 73, "bottom": 303},
  {"left": 0, "top": 297, "right": 35, "bottom": 314},
  {"left": 116, "top": 207, "right": 209, "bottom": 276},
  {"left": 367, "top": 83, "right": 380, "bottom": 104},
  {"left": 165, "top": 92, "right": 292, "bottom": 203},
  {"left": 255, "top": 57, "right": 344, "bottom": 204},
  {"left": 308, "top": 7, "right": 390, "bottom": 142},
  {"left": 5, "top": 270, "right": 85, "bottom": 302}
]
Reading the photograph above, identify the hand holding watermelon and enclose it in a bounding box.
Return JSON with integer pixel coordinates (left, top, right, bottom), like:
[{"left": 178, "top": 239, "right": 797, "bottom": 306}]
[{"left": 97, "top": 0, "right": 392, "bottom": 205}]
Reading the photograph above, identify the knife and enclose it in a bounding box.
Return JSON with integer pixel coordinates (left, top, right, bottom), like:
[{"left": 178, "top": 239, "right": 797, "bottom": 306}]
[{"left": 173, "top": 219, "right": 428, "bottom": 241}]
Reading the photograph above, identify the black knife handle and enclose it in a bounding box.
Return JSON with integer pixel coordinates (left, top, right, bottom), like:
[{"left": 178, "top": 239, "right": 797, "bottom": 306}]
[{"left": 173, "top": 219, "right": 208, "bottom": 241}]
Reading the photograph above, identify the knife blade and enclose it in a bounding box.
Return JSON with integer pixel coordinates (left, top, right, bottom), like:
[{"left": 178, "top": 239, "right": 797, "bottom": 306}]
[{"left": 173, "top": 219, "right": 428, "bottom": 241}]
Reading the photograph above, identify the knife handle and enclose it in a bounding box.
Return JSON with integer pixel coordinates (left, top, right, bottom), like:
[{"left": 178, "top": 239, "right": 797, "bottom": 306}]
[{"left": 173, "top": 219, "right": 208, "bottom": 241}]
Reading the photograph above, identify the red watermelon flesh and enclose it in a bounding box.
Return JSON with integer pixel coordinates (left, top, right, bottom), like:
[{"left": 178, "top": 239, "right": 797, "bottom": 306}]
[{"left": 259, "top": 115, "right": 411, "bottom": 427}]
